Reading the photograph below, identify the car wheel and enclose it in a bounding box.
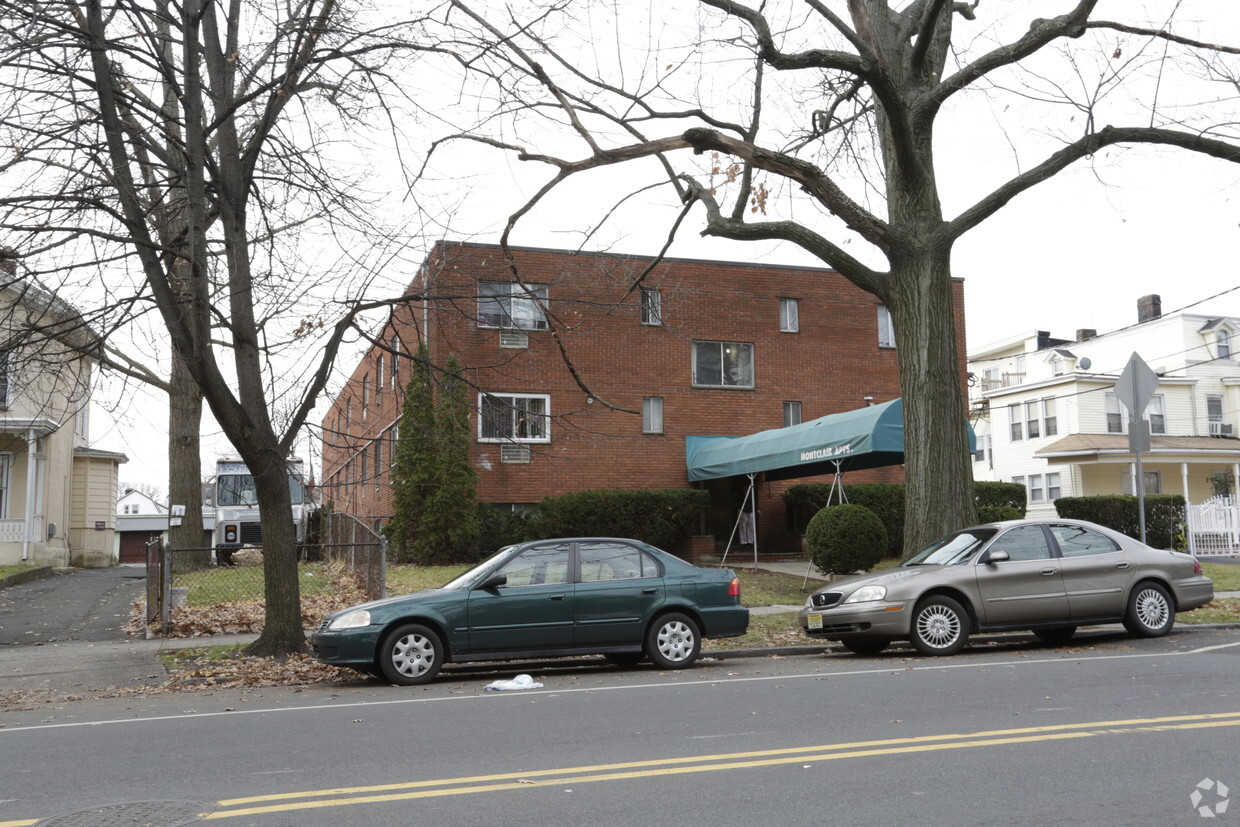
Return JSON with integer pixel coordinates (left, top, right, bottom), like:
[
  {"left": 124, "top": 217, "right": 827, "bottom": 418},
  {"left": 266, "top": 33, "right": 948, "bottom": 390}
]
[
  {"left": 604, "top": 653, "right": 644, "bottom": 668},
  {"left": 1032, "top": 626, "right": 1077, "bottom": 645},
  {"left": 910, "top": 596, "right": 969, "bottom": 656},
  {"left": 377, "top": 623, "right": 444, "bottom": 686},
  {"left": 1123, "top": 582, "right": 1175, "bottom": 638},
  {"left": 840, "top": 638, "right": 889, "bottom": 656},
  {"left": 645, "top": 612, "right": 701, "bottom": 670}
]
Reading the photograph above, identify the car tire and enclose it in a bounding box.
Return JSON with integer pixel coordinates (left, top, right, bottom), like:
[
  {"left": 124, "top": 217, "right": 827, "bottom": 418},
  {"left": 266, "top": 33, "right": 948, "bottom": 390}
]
[
  {"left": 604, "top": 653, "right": 644, "bottom": 668},
  {"left": 1032, "top": 626, "right": 1077, "bottom": 645},
  {"left": 645, "top": 612, "right": 701, "bottom": 670},
  {"left": 1123, "top": 582, "right": 1175, "bottom": 638},
  {"left": 841, "top": 638, "right": 889, "bottom": 656},
  {"left": 377, "top": 623, "right": 444, "bottom": 686},
  {"left": 909, "top": 596, "right": 969, "bottom": 656}
]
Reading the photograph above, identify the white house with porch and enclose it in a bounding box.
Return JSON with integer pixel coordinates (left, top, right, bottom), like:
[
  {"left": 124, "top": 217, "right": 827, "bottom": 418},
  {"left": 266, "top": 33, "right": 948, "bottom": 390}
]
[
  {"left": 0, "top": 255, "right": 127, "bottom": 567},
  {"left": 970, "top": 294, "right": 1240, "bottom": 553}
]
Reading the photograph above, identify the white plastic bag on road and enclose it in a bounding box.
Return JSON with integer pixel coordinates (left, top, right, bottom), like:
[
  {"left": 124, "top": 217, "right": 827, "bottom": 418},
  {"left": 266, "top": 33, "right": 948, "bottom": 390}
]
[{"left": 483, "top": 674, "right": 544, "bottom": 692}]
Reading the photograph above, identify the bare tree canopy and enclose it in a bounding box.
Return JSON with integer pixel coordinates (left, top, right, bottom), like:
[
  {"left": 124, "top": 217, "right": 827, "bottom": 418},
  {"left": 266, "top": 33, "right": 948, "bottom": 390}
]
[
  {"left": 414, "top": 0, "right": 1240, "bottom": 550},
  {"left": 0, "top": 0, "right": 439, "bottom": 655}
]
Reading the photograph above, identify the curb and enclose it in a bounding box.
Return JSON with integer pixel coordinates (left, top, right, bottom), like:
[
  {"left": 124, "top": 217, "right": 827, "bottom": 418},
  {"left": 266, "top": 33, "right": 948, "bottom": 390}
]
[{"left": 0, "top": 565, "right": 54, "bottom": 591}]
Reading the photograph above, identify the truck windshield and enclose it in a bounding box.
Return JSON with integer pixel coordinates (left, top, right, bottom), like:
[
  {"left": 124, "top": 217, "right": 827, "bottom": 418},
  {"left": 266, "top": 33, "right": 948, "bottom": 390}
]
[{"left": 217, "top": 474, "right": 305, "bottom": 506}]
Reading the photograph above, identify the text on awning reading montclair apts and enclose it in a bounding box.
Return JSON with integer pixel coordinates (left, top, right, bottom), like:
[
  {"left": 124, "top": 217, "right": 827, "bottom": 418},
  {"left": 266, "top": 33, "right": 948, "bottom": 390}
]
[{"left": 800, "top": 444, "right": 854, "bottom": 462}]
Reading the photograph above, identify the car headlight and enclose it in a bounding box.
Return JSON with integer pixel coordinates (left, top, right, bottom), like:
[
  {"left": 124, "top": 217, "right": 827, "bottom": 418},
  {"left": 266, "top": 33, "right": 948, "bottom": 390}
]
[
  {"left": 804, "top": 595, "right": 816, "bottom": 609},
  {"left": 843, "top": 585, "right": 887, "bottom": 604},
  {"left": 327, "top": 609, "right": 372, "bottom": 630}
]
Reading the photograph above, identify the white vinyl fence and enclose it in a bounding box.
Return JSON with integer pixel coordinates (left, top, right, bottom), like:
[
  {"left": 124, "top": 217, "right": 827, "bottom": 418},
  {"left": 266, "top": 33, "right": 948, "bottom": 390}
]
[{"left": 1187, "top": 496, "right": 1240, "bottom": 557}]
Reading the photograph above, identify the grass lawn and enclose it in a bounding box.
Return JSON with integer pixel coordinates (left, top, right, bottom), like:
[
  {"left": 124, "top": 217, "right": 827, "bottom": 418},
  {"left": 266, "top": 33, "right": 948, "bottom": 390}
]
[
  {"left": 173, "top": 563, "right": 337, "bottom": 607},
  {"left": 1201, "top": 561, "right": 1240, "bottom": 592},
  {"left": 0, "top": 565, "right": 39, "bottom": 580}
]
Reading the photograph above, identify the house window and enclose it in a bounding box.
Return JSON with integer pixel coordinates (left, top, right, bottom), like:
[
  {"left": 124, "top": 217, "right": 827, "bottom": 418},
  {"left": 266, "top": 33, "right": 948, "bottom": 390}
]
[
  {"left": 974, "top": 433, "right": 990, "bottom": 464},
  {"left": 1105, "top": 392, "right": 1124, "bottom": 434},
  {"left": 1207, "top": 395, "right": 1226, "bottom": 436},
  {"left": 0, "top": 351, "right": 12, "bottom": 408},
  {"left": 479, "top": 393, "right": 550, "bottom": 442},
  {"left": 1043, "top": 397, "right": 1058, "bottom": 437},
  {"left": 477, "top": 280, "right": 549, "bottom": 330},
  {"left": 642, "top": 397, "right": 664, "bottom": 434},
  {"left": 1218, "top": 330, "right": 1232, "bottom": 360},
  {"left": 1012, "top": 475, "right": 1025, "bottom": 495},
  {"left": 692, "top": 341, "right": 754, "bottom": 388},
  {"left": 1009, "top": 403, "right": 1023, "bottom": 441},
  {"left": 640, "top": 289, "right": 662, "bottom": 326},
  {"left": 1121, "top": 469, "right": 1162, "bottom": 495},
  {"left": 780, "top": 299, "right": 799, "bottom": 333},
  {"left": 782, "top": 401, "right": 802, "bottom": 427},
  {"left": 1025, "top": 401, "right": 1041, "bottom": 439},
  {"left": 1029, "top": 474, "right": 1044, "bottom": 502},
  {"left": 1148, "top": 395, "right": 1166, "bottom": 435},
  {"left": 1047, "top": 472, "right": 1062, "bottom": 501},
  {"left": 877, "top": 306, "right": 896, "bottom": 348}
]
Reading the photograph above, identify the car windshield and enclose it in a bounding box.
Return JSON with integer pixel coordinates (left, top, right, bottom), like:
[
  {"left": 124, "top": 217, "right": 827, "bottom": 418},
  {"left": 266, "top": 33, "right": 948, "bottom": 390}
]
[
  {"left": 902, "top": 528, "right": 998, "bottom": 566},
  {"left": 440, "top": 546, "right": 516, "bottom": 590}
]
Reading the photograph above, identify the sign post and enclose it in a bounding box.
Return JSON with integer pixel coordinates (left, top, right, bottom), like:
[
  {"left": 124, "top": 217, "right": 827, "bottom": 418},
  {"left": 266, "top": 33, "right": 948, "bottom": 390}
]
[{"left": 1114, "top": 353, "right": 1159, "bottom": 543}]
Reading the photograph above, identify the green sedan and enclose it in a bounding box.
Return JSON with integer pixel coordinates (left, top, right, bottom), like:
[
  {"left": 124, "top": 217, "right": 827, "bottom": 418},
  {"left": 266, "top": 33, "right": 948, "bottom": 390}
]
[{"left": 312, "top": 537, "right": 749, "bottom": 685}]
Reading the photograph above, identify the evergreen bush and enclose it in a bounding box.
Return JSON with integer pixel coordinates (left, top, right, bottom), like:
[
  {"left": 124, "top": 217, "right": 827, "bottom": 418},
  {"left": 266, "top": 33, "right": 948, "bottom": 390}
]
[{"left": 805, "top": 503, "right": 887, "bottom": 576}]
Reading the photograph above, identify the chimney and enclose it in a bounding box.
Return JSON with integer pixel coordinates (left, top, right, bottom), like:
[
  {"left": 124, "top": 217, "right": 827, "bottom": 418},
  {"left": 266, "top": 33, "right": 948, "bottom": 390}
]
[
  {"left": 1076, "top": 328, "right": 1097, "bottom": 341},
  {"left": 1137, "top": 294, "right": 1161, "bottom": 324}
]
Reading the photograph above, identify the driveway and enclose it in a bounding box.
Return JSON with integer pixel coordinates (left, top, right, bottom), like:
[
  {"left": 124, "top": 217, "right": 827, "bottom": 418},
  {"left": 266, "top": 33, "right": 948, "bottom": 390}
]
[{"left": 0, "top": 565, "right": 146, "bottom": 645}]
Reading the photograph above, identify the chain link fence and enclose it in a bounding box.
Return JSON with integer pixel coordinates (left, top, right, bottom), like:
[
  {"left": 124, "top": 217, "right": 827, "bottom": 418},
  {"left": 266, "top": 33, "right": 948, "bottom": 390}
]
[{"left": 145, "top": 531, "right": 386, "bottom": 636}]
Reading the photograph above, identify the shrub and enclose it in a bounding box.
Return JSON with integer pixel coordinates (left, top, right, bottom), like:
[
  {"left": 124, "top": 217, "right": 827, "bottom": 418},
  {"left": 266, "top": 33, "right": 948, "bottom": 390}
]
[
  {"left": 977, "top": 505, "right": 1023, "bottom": 523},
  {"left": 1053, "top": 494, "right": 1185, "bottom": 549},
  {"left": 976, "top": 481, "right": 1026, "bottom": 515},
  {"left": 805, "top": 504, "right": 887, "bottom": 576},
  {"left": 784, "top": 482, "right": 905, "bottom": 557},
  {"left": 537, "top": 489, "right": 710, "bottom": 553}
]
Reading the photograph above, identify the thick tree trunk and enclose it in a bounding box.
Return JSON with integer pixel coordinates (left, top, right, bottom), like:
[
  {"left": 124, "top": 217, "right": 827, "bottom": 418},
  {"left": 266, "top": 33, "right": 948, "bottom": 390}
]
[
  {"left": 167, "top": 348, "right": 207, "bottom": 566},
  {"left": 889, "top": 249, "right": 976, "bottom": 556},
  {"left": 243, "top": 449, "right": 307, "bottom": 656}
]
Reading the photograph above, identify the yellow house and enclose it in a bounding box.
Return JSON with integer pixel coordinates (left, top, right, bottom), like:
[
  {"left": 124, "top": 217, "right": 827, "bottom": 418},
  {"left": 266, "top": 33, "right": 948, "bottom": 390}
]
[{"left": 0, "top": 256, "right": 127, "bottom": 567}]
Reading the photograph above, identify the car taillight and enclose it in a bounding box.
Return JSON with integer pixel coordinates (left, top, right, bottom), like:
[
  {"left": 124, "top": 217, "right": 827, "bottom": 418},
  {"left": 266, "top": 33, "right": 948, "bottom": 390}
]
[
  {"left": 728, "top": 576, "right": 741, "bottom": 597},
  {"left": 1194, "top": 559, "right": 1203, "bottom": 575}
]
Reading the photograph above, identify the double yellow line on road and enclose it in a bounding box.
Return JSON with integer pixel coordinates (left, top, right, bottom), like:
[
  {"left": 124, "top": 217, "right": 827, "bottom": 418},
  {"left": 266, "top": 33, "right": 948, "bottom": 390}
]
[
  {"left": 205, "top": 710, "right": 1240, "bottom": 819},
  {"left": 4, "top": 710, "right": 1237, "bottom": 825}
]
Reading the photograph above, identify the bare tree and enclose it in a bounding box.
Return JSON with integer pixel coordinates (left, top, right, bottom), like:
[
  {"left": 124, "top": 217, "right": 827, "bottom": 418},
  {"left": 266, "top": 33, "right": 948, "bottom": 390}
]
[
  {"left": 0, "top": 1, "right": 435, "bottom": 655},
  {"left": 418, "top": 0, "right": 1240, "bottom": 551}
]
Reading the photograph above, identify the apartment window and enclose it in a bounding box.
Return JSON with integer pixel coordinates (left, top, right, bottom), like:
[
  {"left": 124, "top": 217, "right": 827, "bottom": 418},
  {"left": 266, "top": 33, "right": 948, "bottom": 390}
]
[
  {"left": 1105, "top": 392, "right": 1124, "bottom": 434},
  {"left": 1148, "top": 395, "right": 1166, "bottom": 435},
  {"left": 640, "top": 289, "right": 662, "bottom": 326},
  {"left": 1009, "top": 403, "right": 1023, "bottom": 441},
  {"left": 877, "top": 306, "right": 896, "bottom": 348},
  {"left": 346, "top": 397, "right": 352, "bottom": 427},
  {"left": 642, "top": 397, "right": 664, "bottom": 434},
  {"left": 782, "top": 401, "right": 802, "bottom": 427},
  {"left": 1218, "top": 330, "right": 1232, "bottom": 360},
  {"left": 477, "top": 280, "right": 549, "bottom": 330},
  {"left": 1025, "top": 401, "right": 1041, "bottom": 439},
  {"left": 479, "top": 393, "right": 550, "bottom": 442},
  {"left": 780, "top": 299, "right": 799, "bottom": 333},
  {"left": 362, "top": 375, "right": 370, "bottom": 413},
  {"left": 360, "top": 448, "right": 368, "bottom": 490},
  {"left": 1121, "top": 469, "right": 1162, "bottom": 495},
  {"left": 391, "top": 333, "right": 401, "bottom": 392},
  {"left": 374, "top": 440, "right": 382, "bottom": 492},
  {"left": 692, "top": 341, "right": 754, "bottom": 388},
  {"left": 376, "top": 355, "right": 384, "bottom": 398},
  {"left": 1029, "top": 474, "right": 1044, "bottom": 502},
  {"left": 1043, "top": 397, "right": 1058, "bottom": 437}
]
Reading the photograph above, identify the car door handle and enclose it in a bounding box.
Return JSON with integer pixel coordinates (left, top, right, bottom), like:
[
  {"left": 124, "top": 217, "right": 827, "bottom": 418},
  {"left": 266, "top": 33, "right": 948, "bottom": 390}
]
[
  {"left": 549, "top": 595, "right": 567, "bottom": 601},
  {"left": 1041, "top": 568, "right": 1058, "bottom": 576},
  {"left": 1115, "top": 562, "right": 1130, "bottom": 569},
  {"left": 642, "top": 588, "right": 658, "bottom": 595}
]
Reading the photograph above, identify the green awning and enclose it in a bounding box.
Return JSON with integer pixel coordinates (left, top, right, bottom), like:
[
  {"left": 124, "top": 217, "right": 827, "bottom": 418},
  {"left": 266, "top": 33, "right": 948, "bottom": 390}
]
[{"left": 685, "top": 398, "right": 971, "bottom": 482}]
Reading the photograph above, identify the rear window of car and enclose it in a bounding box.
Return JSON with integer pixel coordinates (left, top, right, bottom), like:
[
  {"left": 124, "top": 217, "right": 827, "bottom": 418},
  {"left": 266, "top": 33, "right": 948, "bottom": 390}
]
[{"left": 1050, "top": 524, "right": 1120, "bottom": 557}]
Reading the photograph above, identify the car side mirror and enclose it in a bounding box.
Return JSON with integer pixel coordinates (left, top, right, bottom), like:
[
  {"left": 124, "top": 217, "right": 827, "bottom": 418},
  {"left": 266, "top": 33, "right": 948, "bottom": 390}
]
[
  {"left": 478, "top": 572, "right": 508, "bottom": 590},
  {"left": 983, "top": 550, "right": 1010, "bottom": 565}
]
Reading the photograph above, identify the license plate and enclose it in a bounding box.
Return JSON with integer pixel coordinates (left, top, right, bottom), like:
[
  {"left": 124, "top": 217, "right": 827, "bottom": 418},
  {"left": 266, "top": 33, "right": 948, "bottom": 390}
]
[{"left": 807, "top": 613, "right": 823, "bottom": 630}]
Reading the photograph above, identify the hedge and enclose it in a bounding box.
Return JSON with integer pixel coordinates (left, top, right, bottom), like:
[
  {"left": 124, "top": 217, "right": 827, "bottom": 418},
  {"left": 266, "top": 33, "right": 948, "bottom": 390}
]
[
  {"left": 535, "top": 489, "right": 711, "bottom": 553},
  {"left": 1053, "top": 494, "right": 1185, "bottom": 549}
]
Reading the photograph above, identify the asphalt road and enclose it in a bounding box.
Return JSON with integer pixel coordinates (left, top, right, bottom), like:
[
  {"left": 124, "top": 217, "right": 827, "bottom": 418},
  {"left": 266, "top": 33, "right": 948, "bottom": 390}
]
[{"left": 2, "top": 626, "right": 1238, "bottom": 826}]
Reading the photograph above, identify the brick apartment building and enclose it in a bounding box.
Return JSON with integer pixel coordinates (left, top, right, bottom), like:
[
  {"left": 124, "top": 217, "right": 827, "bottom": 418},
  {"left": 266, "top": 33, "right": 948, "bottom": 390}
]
[{"left": 320, "top": 241, "right": 968, "bottom": 556}]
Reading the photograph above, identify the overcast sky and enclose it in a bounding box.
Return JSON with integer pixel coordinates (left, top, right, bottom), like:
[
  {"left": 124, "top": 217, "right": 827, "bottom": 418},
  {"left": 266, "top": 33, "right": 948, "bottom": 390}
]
[{"left": 94, "top": 0, "right": 1240, "bottom": 495}]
